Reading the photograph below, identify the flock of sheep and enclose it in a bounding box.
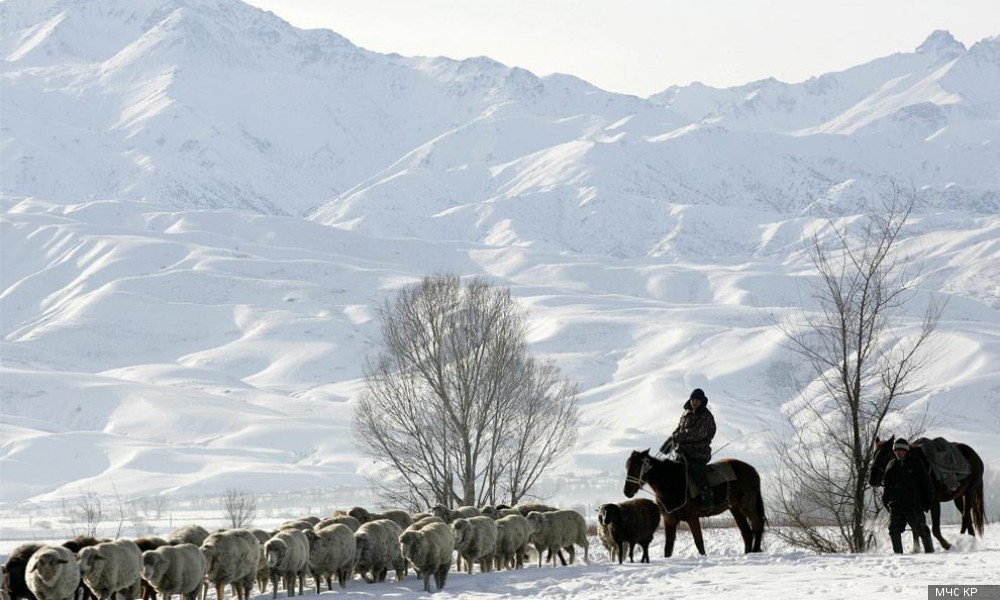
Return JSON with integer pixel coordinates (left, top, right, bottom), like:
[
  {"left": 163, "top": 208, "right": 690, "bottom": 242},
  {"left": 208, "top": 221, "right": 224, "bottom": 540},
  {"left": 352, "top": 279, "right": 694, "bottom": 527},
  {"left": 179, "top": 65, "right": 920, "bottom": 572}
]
[{"left": 3, "top": 498, "right": 663, "bottom": 598}]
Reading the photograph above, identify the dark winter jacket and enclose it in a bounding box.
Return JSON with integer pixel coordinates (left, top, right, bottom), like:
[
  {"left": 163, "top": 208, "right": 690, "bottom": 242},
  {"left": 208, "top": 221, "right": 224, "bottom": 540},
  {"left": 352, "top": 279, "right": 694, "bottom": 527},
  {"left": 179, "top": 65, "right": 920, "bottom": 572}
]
[
  {"left": 882, "top": 453, "right": 933, "bottom": 512},
  {"left": 669, "top": 400, "right": 716, "bottom": 462}
]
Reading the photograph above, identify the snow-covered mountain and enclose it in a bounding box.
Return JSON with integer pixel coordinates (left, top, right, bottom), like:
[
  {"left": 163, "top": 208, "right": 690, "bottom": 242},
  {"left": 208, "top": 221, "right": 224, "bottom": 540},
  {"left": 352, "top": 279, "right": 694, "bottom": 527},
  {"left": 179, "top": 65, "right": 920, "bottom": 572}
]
[{"left": 1, "top": 0, "right": 998, "bottom": 509}]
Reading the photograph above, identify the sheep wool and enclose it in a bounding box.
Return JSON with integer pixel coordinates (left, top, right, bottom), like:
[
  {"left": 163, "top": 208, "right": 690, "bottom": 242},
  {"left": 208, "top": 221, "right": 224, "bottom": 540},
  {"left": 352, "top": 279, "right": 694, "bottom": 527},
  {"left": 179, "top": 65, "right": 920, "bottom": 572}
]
[
  {"left": 264, "top": 528, "right": 309, "bottom": 598},
  {"left": 304, "top": 525, "right": 355, "bottom": 592},
  {"left": 353, "top": 519, "right": 405, "bottom": 584},
  {"left": 399, "top": 522, "right": 454, "bottom": 593},
  {"left": 141, "top": 544, "right": 206, "bottom": 600},
  {"left": 526, "top": 510, "right": 589, "bottom": 567},
  {"left": 201, "top": 529, "right": 260, "bottom": 600},
  {"left": 25, "top": 547, "right": 79, "bottom": 600},
  {"left": 78, "top": 540, "right": 142, "bottom": 600},
  {"left": 451, "top": 516, "right": 498, "bottom": 574}
]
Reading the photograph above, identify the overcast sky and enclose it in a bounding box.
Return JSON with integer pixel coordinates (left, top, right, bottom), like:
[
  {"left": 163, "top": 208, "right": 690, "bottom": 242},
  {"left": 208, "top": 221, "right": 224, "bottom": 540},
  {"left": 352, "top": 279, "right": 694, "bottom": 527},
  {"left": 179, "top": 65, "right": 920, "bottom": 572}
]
[{"left": 244, "top": 0, "right": 997, "bottom": 97}]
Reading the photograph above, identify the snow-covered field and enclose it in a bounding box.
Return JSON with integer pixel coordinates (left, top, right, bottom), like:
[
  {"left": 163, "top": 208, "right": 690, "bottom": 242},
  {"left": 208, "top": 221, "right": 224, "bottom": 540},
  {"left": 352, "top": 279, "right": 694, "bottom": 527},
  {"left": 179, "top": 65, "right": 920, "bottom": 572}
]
[{"left": 2, "top": 513, "right": 997, "bottom": 599}]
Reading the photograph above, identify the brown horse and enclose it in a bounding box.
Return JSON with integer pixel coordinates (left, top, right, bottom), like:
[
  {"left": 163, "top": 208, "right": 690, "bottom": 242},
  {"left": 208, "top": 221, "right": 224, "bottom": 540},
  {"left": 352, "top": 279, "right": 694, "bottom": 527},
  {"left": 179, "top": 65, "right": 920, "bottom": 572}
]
[
  {"left": 623, "top": 449, "right": 766, "bottom": 556},
  {"left": 869, "top": 436, "right": 986, "bottom": 550}
]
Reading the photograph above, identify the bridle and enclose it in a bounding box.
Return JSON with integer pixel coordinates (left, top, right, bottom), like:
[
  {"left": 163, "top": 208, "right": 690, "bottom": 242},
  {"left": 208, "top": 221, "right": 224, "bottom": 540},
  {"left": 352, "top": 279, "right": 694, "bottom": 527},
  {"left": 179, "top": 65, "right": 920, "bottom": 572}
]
[{"left": 625, "top": 455, "right": 652, "bottom": 488}]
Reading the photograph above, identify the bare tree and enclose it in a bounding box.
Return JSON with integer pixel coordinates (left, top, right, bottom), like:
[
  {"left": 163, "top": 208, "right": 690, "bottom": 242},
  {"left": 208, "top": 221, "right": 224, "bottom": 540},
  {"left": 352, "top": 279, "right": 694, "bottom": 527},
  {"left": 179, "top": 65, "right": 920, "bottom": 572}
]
[
  {"left": 222, "top": 488, "right": 257, "bottom": 528},
  {"left": 354, "top": 274, "right": 580, "bottom": 510},
  {"left": 66, "top": 491, "right": 103, "bottom": 537},
  {"left": 771, "top": 185, "right": 944, "bottom": 552}
]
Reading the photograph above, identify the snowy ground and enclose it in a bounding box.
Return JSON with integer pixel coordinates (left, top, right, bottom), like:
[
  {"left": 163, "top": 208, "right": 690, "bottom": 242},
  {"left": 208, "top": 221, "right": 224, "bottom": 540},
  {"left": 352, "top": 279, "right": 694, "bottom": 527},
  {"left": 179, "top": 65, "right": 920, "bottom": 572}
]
[{"left": 2, "top": 513, "right": 997, "bottom": 599}]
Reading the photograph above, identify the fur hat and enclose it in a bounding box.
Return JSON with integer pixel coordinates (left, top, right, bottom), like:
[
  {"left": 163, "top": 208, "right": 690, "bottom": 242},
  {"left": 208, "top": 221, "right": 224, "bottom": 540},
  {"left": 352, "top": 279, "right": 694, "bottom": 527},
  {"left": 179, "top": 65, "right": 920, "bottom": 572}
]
[
  {"left": 689, "top": 388, "right": 707, "bottom": 402},
  {"left": 893, "top": 438, "right": 909, "bottom": 452}
]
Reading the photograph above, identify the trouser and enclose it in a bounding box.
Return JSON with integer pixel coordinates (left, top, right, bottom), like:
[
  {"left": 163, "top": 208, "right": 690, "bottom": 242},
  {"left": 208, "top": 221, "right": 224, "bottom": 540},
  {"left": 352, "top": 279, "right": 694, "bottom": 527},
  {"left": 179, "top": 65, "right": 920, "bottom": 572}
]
[
  {"left": 888, "top": 508, "right": 933, "bottom": 553},
  {"left": 685, "top": 457, "right": 712, "bottom": 504}
]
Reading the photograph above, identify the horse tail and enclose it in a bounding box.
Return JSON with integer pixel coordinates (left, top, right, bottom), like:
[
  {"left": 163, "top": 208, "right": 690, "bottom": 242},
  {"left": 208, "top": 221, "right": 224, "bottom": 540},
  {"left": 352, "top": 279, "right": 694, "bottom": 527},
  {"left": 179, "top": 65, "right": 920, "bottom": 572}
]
[{"left": 971, "top": 478, "right": 986, "bottom": 537}]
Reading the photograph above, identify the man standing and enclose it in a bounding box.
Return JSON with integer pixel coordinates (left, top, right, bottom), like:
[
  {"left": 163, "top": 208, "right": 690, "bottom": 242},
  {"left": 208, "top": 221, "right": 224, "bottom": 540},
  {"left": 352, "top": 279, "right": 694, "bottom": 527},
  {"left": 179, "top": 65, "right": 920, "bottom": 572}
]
[
  {"left": 882, "top": 438, "right": 934, "bottom": 553},
  {"left": 660, "top": 388, "right": 716, "bottom": 507}
]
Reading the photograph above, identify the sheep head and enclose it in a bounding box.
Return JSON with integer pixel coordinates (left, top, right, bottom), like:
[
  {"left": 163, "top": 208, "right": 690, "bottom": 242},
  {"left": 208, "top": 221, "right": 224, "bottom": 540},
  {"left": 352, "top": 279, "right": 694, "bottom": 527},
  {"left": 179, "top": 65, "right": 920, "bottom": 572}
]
[
  {"left": 348, "top": 507, "right": 371, "bottom": 524},
  {"left": 263, "top": 539, "right": 287, "bottom": 569},
  {"left": 525, "top": 511, "right": 545, "bottom": 533},
  {"left": 31, "top": 550, "right": 70, "bottom": 584},
  {"left": 450, "top": 519, "right": 469, "bottom": 545},
  {"left": 141, "top": 552, "right": 166, "bottom": 583},
  {"left": 399, "top": 530, "right": 419, "bottom": 561},
  {"left": 597, "top": 503, "right": 620, "bottom": 527},
  {"left": 76, "top": 547, "right": 104, "bottom": 575}
]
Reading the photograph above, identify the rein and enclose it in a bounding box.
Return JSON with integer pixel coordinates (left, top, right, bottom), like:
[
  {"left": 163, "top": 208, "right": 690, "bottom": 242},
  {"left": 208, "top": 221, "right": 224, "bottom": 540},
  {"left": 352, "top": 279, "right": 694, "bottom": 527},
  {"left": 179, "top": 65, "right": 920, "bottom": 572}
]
[{"left": 628, "top": 454, "right": 690, "bottom": 514}]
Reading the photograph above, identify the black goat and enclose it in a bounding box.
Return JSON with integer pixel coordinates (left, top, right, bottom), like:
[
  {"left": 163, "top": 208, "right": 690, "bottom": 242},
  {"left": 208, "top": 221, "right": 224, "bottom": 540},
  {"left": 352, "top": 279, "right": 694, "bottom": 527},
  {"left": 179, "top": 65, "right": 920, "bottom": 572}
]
[
  {"left": 597, "top": 499, "right": 661, "bottom": 564},
  {"left": 3, "top": 543, "right": 43, "bottom": 600}
]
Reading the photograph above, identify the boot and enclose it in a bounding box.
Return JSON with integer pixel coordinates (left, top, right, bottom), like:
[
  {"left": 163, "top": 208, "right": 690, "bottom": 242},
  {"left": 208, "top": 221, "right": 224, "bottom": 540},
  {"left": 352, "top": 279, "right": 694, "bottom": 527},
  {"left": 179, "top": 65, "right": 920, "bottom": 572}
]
[
  {"left": 919, "top": 529, "right": 934, "bottom": 553},
  {"left": 890, "top": 532, "right": 904, "bottom": 554}
]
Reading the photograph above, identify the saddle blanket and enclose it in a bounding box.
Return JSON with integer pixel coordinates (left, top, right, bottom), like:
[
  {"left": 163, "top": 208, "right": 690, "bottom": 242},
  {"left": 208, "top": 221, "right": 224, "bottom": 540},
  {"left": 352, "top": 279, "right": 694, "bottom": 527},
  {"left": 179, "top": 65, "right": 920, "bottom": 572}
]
[
  {"left": 688, "top": 460, "right": 736, "bottom": 498},
  {"left": 912, "top": 437, "right": 970, "bottom": 492}
]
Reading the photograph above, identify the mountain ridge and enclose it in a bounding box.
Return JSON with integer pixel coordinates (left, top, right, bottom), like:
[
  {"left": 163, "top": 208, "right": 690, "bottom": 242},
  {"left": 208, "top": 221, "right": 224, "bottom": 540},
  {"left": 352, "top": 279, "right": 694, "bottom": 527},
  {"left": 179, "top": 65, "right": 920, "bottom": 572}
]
[{"left": 1, "top": 0, "right": 998, "bottom": 507}]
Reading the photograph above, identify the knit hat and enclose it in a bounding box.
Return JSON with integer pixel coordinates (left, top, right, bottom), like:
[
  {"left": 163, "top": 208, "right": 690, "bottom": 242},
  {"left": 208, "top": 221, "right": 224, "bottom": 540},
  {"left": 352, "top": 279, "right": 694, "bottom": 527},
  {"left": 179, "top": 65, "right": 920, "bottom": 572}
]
[
  {"left": 893, "top": 438, "right": 909, "bottom": 452},
  {"left": 689, "top": 388, "right": 707, "bottom": 402}
]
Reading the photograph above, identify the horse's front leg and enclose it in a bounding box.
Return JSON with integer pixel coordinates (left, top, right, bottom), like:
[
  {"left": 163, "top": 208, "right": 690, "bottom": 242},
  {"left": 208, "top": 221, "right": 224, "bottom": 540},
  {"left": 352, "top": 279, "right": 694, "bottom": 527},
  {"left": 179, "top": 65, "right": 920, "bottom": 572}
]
[
  {"left": 663, "top": 516, "right": 679, "bottom": 557},
  {"left": 930, "top": 501, "right": 951, "bottom": 550},
  {"left": 688, "top": 518, "right": 706, "bottom": 556}
]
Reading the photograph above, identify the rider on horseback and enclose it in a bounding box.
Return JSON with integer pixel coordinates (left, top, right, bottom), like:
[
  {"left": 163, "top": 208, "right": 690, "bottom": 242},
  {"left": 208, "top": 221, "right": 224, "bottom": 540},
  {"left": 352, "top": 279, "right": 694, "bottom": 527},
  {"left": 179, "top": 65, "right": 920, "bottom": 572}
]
[{"left": 660, "top": 388, "right": 717, "bottom": 507}]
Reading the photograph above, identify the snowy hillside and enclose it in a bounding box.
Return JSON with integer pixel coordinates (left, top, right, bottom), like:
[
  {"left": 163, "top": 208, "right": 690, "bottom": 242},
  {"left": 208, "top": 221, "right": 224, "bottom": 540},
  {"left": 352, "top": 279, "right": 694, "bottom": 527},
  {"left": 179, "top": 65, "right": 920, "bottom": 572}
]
[{"left": 1, "top": 0, "right": 999, "bottom": 511}]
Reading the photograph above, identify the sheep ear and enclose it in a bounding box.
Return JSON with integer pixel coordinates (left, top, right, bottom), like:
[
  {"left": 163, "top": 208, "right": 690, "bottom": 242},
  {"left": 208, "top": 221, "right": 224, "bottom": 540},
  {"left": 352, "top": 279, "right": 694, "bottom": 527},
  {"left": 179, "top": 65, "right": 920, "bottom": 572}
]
[
  {"left": 29, "top": 563, "right": 38, "bottom": 572},
  {"left": 94, "top": 554, "right": 106, "bottom": 561}
]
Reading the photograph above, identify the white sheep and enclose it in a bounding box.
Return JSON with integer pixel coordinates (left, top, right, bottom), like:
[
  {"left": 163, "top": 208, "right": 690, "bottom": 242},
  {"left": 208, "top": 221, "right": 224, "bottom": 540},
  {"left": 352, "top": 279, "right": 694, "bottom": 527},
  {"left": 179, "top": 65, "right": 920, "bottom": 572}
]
[
  {"left": 348, "top": 508, "right": 413, "bottom": 530},
  {"left": 596, "top": 517, "right": 619, "bottom": 563},
  {"left": 451, "top": 516, "right": 497, "bottom": 574},
  {"left": 263, "top": 530, "right": 308, "bottom": 598},
  {"left": 166, "top": 526, "right": 210, "bottom": 548},
  {"left": 431, "top": 505, "right": 481, "bottom": 524},
  {"left": 77, "top": 540, "right": 142, "bottom": 600},
  {"left": 313, "top": 515, "right": 360, "bottom": 533},
  {"left": 141, "top": 544, "right": 206, "bottom": 600},
  {"left": 480, "top": 506, "right": 521, "bottom": 520},
  {"left": 25, "top": 546, "right": 80, "bottom": 600},
  {"left": 302, "top": 525, "right": 354, "bottom": 592},
  {"left": 276, "top": 521, "right": 313, "bottom": 533},
  {"left": 409, "top": 516, "right": 445, "bottom": 530},
  {"left": 247, "top": 530, "right": 271, "bottom": 596},
  {"left": 525, "top": 510, "right": 589, "bottom": 567},
  {"left": 201, "top": 529, "right": 260, "bottom": 600},
  {"left": 494, "top": 514, "right": 531, "bottom": 570},
  {"left": 399, "top": 522, "right": 454, "bottom": 593},
  {"left": 353, "top": 519, "right": 405, "bottom": 584}
]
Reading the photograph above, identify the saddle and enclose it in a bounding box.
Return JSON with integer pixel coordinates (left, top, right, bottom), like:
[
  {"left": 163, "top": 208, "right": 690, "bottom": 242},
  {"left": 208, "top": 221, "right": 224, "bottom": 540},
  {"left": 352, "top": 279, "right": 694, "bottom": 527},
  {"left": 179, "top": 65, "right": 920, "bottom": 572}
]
[
  {"left": 912, "top": 437, "right": 970, "bottom": 492},
  {"left": 687, "top": 461, "right": 736, "bottom": 498}
]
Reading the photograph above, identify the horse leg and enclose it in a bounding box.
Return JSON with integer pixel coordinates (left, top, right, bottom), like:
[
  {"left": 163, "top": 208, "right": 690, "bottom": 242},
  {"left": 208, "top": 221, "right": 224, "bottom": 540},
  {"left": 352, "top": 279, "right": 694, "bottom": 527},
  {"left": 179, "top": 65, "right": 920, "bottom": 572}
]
[
  {"left": 954, "top": 495, "right": 967, "bottom": 535},
  {"left": 929, "top": 501, "right": 950, "bottom": 550},
  {"left": 730, "top": 508, "right": 753, "bottom": 554},
  {"left": 688, "top": 518, "right": 706, "bottom": 556},
  {"left": 663, "top": 517, "right": 679, "bottom": 558}
]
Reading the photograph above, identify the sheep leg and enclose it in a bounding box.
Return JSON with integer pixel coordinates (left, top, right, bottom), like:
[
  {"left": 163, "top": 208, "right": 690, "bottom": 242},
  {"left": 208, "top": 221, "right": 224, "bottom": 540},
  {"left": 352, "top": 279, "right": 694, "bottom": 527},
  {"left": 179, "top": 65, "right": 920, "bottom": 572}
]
[
  {"left": 214, "top": 584, "right": 224, "bottom": 600},
  {"left": 435, "top": 564, "right": 448, "bottom": 591},
  {"left": 688, "top": 518, "right": 707, "bottom": 556}
]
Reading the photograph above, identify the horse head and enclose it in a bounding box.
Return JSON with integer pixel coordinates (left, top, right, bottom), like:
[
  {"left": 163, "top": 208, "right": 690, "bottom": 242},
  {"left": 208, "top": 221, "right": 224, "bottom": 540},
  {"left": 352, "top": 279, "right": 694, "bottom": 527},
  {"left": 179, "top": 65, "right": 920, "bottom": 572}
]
[
  {"left": 869, "top": 435, "right": 895, "bottom": 487},
  {"left": 623, "top": 449, "right": 652, "bottom": 498}
]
